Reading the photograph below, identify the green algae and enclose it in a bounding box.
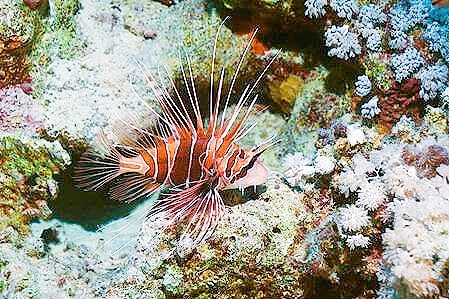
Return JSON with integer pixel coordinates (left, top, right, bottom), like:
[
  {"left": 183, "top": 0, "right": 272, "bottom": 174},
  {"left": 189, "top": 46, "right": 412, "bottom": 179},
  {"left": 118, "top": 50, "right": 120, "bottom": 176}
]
[
  {"left": 363, "top": 53, "right": 391, "bottom": 91},
  {"left": 51, "top": 0, "right": 86, "bottom": 59},
  {"left": 0, "top": 134, "right": 70, "bottom": 234}
]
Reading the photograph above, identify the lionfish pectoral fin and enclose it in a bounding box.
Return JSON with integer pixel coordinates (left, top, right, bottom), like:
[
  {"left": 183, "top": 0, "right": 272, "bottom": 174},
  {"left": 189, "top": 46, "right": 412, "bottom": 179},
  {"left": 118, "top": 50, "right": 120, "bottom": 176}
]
[
  {"left": 109, "top": 173, "right": 161, "bottom": 203},
  {"left": 74, "top": 132, "right": 122, "bottom": 191},
  {"left": 148, "top": 179, "right": 226, "bottom": 246}
]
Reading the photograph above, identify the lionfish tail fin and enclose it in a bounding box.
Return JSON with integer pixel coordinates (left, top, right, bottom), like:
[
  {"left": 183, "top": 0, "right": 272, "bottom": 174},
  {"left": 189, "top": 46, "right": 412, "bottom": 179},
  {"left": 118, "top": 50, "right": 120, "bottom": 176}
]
[
  {"left": 148, "top": 179, "right": 226, "bottom": 247},
  {"left": 74, "top": 131, "right": 123, "bottom": 191}
]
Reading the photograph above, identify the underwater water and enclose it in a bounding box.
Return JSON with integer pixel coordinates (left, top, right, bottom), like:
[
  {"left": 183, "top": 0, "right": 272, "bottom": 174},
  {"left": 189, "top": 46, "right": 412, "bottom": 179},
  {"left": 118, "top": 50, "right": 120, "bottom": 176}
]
[{"left": 1, "top": 0, "right": 449, "bottom": 298}]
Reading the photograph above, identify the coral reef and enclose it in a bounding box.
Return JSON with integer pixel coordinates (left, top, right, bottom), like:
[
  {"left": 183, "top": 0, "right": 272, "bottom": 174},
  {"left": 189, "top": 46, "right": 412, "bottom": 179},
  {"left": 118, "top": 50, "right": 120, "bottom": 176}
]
[
  {"left": 127, "top": 178, "right": 319, "bottom": 298},
  {"left": 301, "top": 0, "right": 449, "bottom": 128},
  {"left": 283, "top": 113, "right": 449, "bottom": 298},
  {"left": 342, "top": 137, "right": 449, "bottom": 299},
  {"left": 1, "top": 0, "right": 449, "bottom": 298},
  {"left": 213, "top": 0, "right": 449, "bottom": 132},
  {"left": 0, "top": 85, "right": 44, "bottom": 135},
  {"left": 0, "top": 1, "right": 41, "bottom": 88},
  {"left": 0, "top": 133, "right": 70, "bottom": 234}
]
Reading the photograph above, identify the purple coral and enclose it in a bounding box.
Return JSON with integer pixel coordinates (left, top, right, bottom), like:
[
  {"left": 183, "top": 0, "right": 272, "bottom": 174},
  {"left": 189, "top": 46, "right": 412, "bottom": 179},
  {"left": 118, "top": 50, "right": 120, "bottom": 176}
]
[
  {"left": 391, "top": 47, "right": 425, "bottom": 82},
  {"left": 325, "top": 25, "right": 361, "bottom": 60},
  {"left": 329, "top": 0, "right": 358, "bottom": 20},
  {"left": 418, "top": 64, "right": 448, "bottom": 101},
  {"left": 0, "top": 85, "right": 44, "bottom": 134},
  {"left": 305, "top": 0, "right": 327, "bottom": 18},
  {"left": 355, "top": 75, "right": 372, "bottom": 97}
]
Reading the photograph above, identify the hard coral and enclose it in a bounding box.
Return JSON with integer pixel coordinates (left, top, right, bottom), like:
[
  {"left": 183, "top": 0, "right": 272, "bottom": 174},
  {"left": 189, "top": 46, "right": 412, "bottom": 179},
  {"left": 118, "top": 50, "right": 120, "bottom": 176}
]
[{"left": 300, "top": 92, "right": 351, "bottom": 128}]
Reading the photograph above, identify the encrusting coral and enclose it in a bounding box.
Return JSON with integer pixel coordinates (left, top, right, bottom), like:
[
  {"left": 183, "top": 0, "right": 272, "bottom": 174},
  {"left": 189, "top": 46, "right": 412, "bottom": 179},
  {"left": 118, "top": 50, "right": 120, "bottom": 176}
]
[
  {"left": 108, "top": 178, "right": 322, "bottom": 298},
  {"left": 0, "top": 133, "right": 70, "bottom": 234},
  {"left": 0, "top": 1, "right": 41, "bottom": 88}
]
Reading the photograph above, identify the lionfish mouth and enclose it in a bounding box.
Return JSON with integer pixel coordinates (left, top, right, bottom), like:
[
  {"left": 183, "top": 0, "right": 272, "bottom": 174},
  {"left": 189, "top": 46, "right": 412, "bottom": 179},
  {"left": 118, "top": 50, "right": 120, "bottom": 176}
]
[
  {"left": 221, "top": 160, "right": 270, "bottom": 190},
  {"left": 74, "top": 16, "right": 280, "bottom": 248}
]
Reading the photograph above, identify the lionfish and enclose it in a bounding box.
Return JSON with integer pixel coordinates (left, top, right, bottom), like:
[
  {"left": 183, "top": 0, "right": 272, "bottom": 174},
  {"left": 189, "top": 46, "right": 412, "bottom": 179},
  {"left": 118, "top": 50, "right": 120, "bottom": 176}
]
[{"left": 74, "top": 20, "right": 279, "bottom": 246}]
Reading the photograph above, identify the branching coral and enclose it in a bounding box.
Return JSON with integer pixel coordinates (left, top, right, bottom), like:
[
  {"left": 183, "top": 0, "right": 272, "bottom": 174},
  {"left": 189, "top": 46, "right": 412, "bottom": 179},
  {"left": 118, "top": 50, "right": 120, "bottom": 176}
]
[
  {"left": 391, "top": 47, "right": 425, "bottom": 83},
  {"left": 324, "top": 25, "right": 361, "bottom": 60},
  {"left": 418, "top": 64, "right": 448, "bottom": 101},
  {"left": 360, "top": 96, "right": 380, "bottom": 119}
]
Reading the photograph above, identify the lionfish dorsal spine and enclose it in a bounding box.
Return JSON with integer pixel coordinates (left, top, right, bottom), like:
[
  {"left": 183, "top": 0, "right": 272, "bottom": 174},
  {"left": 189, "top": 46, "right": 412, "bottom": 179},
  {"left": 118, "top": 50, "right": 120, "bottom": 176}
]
[{"left": 180, "top": 49, "right": 204, "bottom": 134}]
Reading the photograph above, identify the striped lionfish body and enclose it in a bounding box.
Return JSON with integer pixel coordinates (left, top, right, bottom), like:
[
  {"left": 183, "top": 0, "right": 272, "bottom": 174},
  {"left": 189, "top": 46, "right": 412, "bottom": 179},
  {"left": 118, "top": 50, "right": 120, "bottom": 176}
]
[{"left": 74, "top": 21, "right": 279, "bottom": 245}]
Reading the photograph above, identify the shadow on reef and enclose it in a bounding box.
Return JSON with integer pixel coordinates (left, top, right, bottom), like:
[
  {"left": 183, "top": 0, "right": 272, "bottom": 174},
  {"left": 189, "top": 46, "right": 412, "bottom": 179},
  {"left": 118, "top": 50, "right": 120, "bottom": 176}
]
[
  {"left": 216, "top": 12, "right": 361, "bottom": 94},
  {"left": 49, "top": 155, "right": 144, "bottom": 231}
]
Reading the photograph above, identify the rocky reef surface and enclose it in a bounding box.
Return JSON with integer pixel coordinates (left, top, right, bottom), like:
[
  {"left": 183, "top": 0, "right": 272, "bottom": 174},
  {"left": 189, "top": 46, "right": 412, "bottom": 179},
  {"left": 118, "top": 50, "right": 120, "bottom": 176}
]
[{"left": 1, "top": 0, "right": 449, "bottom": 298}]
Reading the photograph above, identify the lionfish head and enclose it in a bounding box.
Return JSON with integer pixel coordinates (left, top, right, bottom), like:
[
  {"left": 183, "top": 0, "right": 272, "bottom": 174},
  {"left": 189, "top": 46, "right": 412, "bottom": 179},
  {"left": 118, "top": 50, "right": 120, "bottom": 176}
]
[{"left": 219, "top": 148, "right": 270, "bottom": 191}]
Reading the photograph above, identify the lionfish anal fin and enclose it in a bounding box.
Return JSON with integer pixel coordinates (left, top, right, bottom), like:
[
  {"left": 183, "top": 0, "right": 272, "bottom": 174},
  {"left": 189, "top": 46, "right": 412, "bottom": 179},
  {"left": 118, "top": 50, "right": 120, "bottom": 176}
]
[{"left": 148, "top": 177, "right": 225, "bottom": 245}]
